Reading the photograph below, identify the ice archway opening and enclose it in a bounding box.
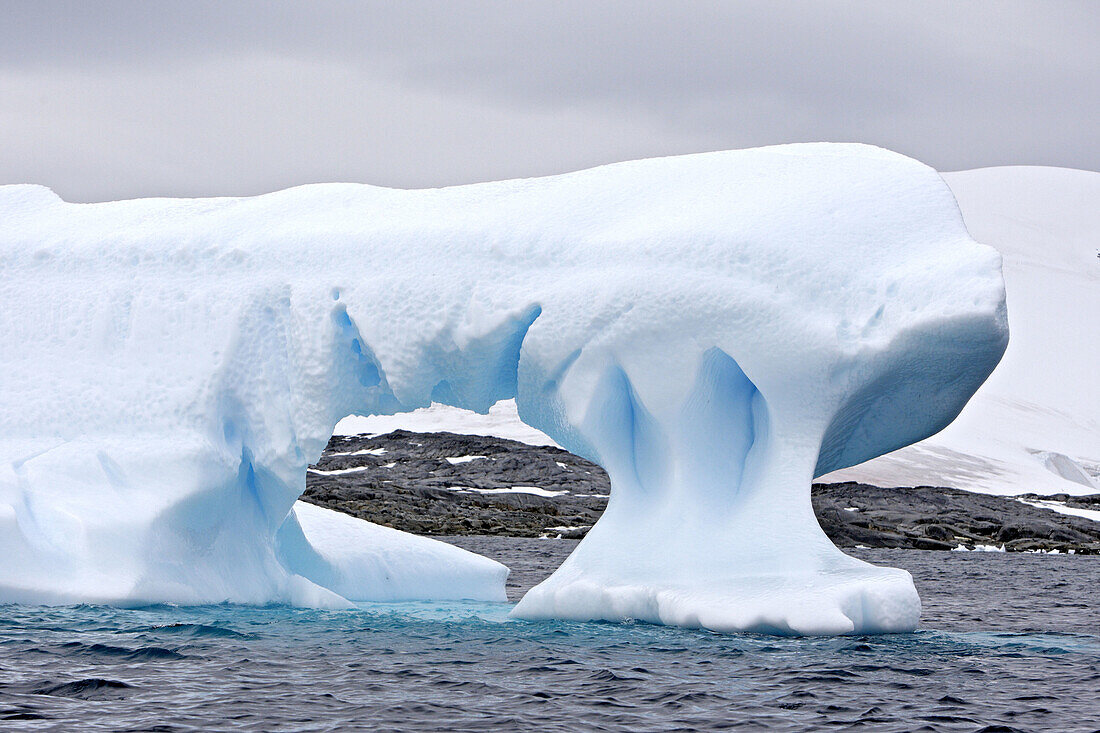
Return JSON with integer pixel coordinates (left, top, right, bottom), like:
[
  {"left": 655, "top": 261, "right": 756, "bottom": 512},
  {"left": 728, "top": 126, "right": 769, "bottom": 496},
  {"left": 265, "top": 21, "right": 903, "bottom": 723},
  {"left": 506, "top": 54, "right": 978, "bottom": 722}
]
[{"left": 0, "top": 143, "right": 1008, "bottom": 634}]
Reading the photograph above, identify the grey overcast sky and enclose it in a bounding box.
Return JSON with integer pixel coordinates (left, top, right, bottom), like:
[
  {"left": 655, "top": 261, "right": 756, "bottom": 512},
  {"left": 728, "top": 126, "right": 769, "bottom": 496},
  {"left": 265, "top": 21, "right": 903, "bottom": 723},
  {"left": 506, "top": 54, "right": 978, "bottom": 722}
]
[{"left": 1, "top": 1, "right": 1097, "bottom": 201}]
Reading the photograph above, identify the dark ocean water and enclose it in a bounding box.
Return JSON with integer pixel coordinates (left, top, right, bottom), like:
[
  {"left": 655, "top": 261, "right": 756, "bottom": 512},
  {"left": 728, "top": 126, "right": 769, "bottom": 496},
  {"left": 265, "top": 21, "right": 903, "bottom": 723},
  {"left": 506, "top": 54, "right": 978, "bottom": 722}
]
[{"left": 2, "top": 541, "right": 1098, "bottom": 732}]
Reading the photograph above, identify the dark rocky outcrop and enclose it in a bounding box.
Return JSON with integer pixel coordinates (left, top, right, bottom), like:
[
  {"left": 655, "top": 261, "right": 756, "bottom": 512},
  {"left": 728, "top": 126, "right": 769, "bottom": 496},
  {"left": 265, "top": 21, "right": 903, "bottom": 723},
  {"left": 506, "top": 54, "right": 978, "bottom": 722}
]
[
  {"left": 812, "top": 482, "right": 1100, "bottom": 553},
  {"left": 301, "top": 430, "right": 1100, "bottom": 553}
]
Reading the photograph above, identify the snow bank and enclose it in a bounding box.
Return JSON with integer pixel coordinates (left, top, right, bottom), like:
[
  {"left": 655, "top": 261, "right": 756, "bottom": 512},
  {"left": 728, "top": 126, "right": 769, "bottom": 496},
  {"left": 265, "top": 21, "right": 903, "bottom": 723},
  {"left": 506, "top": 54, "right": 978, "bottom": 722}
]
[
  {"left": 1017, "top": 499, "right": 1100, "bottom": 524},
  {"left": 0, "top": 144, "right": 1006, "bottom": 633},
  {"left": 336, "top": 398, "right": 559, "bottom": 447}
]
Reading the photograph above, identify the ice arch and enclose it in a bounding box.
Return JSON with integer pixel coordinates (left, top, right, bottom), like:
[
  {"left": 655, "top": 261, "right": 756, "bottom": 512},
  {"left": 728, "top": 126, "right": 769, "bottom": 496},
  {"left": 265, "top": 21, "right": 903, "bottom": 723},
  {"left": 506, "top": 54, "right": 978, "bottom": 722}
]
[{"left": 0, "top": 144, "right": 1007, "bottom": 633}]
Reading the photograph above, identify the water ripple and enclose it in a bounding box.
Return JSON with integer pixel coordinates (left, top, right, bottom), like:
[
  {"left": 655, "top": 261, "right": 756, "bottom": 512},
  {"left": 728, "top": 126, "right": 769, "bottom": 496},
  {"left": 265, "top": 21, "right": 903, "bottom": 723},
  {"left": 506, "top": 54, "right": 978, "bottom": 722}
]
[{"left": 0, "top": 544, "right": 1095, "bottom": 731}]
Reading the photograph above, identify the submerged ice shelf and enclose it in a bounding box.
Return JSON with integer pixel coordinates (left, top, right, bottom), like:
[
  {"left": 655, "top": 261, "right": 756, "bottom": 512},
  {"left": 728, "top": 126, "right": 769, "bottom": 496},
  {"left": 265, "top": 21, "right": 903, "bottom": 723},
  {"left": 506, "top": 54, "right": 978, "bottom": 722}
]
[{"left": 0, "top": 143, "right": 1007, "bottom": 634}]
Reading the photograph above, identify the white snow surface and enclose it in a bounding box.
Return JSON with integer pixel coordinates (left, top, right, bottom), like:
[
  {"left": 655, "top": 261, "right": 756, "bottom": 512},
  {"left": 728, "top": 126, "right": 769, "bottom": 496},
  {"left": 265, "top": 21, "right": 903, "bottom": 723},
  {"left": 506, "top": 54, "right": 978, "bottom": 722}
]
[
  {"left": 444, "top": 455, "right": 487, "bottom": 465},
  {"left": 0, "top": 143, "right": 1007, "bottom": 634},
  {"left": 1017, "top": 499, "right": 1100, "bottom": 524},
  {"left": 439, "top": 484, "right": 568, "bottom": 498},
  {"left": 306, "top": 466, "right": 375, "bottom": 477},
  {"left": 336, "top": 399, "right": 559, "bottom": 446}
]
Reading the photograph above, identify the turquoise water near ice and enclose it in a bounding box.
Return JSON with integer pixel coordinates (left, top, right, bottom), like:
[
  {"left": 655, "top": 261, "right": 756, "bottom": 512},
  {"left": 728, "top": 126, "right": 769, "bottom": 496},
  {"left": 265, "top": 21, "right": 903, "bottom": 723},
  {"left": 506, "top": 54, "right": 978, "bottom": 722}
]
[{"left": 2, "top": 543, "right": 1098, "bottom": 731}]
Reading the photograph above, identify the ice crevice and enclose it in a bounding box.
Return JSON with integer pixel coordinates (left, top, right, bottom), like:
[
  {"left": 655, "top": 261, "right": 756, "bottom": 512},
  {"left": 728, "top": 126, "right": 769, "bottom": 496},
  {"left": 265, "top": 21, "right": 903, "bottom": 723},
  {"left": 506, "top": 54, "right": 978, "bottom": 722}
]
[{"left": 0, "top": 144, "right": 1007, "bottom": 634}]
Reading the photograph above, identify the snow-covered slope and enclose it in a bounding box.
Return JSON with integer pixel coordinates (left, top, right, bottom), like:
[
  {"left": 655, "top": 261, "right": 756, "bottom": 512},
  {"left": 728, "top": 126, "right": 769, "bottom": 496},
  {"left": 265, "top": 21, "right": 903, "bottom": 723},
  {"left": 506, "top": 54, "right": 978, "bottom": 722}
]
[
  {"left": 823, "top": 167, "right": 1099, "bottom": 496},
  {"left": 337, "top": 399, "right": 559, "bottom": 447},
  {"left": 374, "top": 166, "right": 1097, "bottom": 499},
  {"left": 0, "top": 144, "right": 1007, "bottom": 633}
]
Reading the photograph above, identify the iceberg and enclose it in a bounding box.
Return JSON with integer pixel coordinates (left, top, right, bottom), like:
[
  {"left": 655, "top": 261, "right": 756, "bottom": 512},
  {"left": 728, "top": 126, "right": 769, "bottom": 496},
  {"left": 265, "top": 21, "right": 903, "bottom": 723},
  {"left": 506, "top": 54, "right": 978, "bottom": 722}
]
[{"left": 0, "top": 143, "right": 1007, "bottom": 632}]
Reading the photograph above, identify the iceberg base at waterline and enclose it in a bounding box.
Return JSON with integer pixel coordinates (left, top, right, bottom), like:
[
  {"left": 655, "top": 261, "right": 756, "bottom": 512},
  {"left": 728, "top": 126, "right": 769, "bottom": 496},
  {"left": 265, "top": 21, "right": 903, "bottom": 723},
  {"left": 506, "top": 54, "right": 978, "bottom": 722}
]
[
  {"left": 0, "top": 484, "right": 508, "bottom": 607},
  {"left": 512, "top": 500, "right": 921, "bottom": 635},
  {"left": 510, "top": 354, "right": 939, "bottom": 635},
  {"left": 279, "top": 501, "right": 509, "bottom": 605}
]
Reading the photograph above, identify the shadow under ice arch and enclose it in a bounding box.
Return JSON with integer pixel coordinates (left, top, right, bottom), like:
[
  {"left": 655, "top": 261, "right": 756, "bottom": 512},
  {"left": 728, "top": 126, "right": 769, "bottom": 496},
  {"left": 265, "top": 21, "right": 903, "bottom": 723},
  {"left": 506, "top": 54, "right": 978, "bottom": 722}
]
[{"left": 0, "top": 143, "right": 1008, "bottom": 634}]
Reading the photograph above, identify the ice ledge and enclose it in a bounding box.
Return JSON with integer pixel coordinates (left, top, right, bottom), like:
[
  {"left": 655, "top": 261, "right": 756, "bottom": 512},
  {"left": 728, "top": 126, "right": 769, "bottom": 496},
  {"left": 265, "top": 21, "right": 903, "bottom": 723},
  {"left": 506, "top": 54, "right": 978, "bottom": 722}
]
[{"left": 513, "top": 566, "right": 921, "bottom": 636}]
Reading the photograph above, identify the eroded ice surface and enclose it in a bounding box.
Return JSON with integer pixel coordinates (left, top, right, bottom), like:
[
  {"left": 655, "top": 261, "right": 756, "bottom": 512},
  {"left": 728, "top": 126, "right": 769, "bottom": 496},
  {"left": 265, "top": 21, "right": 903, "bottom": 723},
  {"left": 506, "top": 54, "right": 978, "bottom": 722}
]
[
  {"left": 823, "top": 166, "right": 1100, "bottom": 496},
  {"left": 350, "top": 167, "right": 1099, "bottom": 499},
  {"left": 0, "top": 144, "right": 1007, "bottom": 633},
  {"left": 279, "top": 502, "right": 508, "bottom": 604}
]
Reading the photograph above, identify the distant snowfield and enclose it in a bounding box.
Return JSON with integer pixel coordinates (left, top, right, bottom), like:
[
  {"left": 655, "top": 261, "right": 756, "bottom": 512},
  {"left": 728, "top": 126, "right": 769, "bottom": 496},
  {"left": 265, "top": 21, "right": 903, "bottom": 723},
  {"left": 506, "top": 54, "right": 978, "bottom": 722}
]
[
  {"left": 336, "top": 166, "right": 1099, "bottom": 498},
  {"left": 335, "top": 399, "right": 559, "bottom": 447}
]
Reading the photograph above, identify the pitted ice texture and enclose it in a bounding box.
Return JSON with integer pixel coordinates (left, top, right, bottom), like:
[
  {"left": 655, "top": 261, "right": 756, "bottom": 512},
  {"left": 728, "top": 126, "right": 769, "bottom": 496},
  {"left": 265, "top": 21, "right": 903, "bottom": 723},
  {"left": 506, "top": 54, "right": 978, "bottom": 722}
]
[{"left": 0, "top": 143, "right": 1006, "bottom": 632}]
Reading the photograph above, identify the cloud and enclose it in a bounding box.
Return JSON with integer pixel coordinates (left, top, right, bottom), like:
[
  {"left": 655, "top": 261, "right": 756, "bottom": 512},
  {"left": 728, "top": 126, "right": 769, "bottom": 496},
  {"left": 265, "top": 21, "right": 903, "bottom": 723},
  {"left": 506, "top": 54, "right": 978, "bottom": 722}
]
[{"left": 1, "top": 1, "right": 1096, "bottom": 200}]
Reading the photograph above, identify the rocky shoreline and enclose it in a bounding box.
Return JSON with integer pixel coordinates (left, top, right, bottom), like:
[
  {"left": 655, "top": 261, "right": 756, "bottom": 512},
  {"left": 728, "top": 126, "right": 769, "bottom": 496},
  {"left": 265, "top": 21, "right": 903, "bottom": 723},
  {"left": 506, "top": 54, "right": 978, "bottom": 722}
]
[{"left": 302, "top": 430, "right": 1100, "bottom": 554}]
